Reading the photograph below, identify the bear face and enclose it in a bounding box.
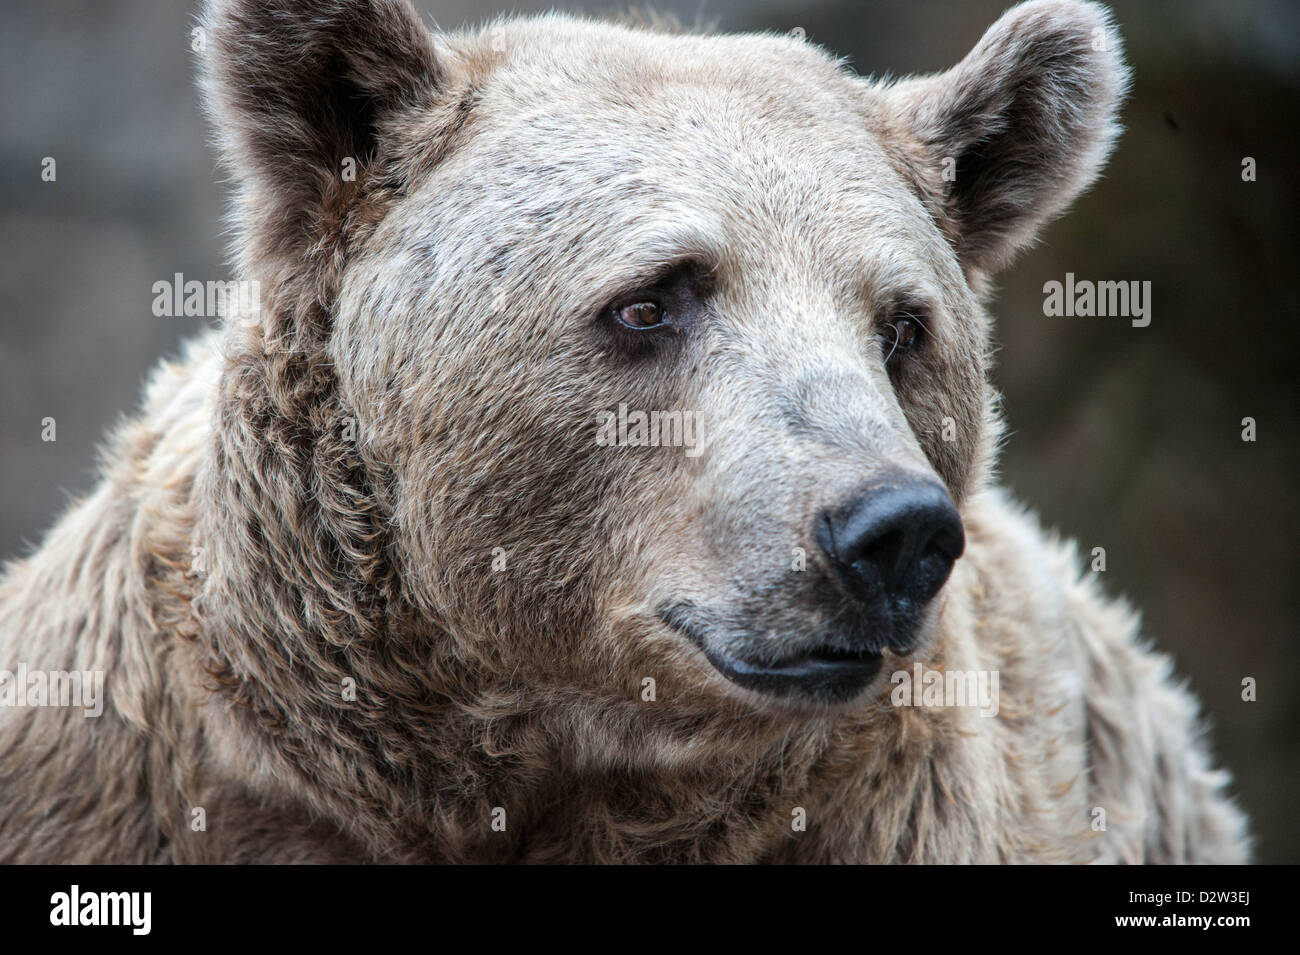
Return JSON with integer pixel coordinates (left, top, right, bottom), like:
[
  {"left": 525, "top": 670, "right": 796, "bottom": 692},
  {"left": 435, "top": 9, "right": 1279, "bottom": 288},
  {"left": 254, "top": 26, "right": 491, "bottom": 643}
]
[
  {"left": 200, "top": 1, "right": 1126, "bottom": 735},
  {"left": 332, "top": 20, "right": 992, "bottom": 709}
]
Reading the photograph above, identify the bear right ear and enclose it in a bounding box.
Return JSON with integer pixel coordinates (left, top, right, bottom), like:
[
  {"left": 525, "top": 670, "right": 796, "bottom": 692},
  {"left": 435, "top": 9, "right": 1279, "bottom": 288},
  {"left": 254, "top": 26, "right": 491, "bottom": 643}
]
[
  {"left": 199, "top": 0, "right": 443, "bottom": 288},
  {"left": 878, "top": 0, "right": 1129, "bottom": 279}
]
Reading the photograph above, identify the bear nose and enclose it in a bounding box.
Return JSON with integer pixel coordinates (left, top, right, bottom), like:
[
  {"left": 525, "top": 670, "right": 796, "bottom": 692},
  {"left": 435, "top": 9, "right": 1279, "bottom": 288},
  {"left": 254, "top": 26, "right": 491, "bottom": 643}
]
[{"left": 815, "top": 480, "right": 965, "bottom": 619}]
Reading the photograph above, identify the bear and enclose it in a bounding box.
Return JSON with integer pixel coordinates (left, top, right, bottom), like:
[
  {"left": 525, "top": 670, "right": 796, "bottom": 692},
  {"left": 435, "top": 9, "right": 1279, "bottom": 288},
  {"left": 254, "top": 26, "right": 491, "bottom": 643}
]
[{"left": 0, "top": 0, "right": 1250, "bottom": 863}]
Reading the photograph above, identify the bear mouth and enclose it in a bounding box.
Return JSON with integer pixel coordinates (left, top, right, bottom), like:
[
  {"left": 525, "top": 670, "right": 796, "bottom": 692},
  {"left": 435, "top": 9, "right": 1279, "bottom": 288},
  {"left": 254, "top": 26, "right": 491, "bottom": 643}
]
[
  {"left": 657, "top": 602, "right": 886, "bottom": 703},
  {"left": 702, "top": 643, "right": 885, "bottom": 701}
]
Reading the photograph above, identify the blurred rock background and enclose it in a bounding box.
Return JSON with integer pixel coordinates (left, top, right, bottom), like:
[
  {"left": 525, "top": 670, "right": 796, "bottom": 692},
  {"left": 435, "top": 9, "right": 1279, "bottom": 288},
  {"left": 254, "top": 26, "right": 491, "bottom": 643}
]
[{"left": 1, "top": 0, "right": 1295, "bottom": 860}]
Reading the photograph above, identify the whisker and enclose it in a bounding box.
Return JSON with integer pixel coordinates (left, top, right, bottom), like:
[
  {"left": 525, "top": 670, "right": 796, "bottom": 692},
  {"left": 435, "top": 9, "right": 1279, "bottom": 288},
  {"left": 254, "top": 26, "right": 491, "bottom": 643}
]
[{"left": 881, "top": 323, "right": 901, "bottom": 364}]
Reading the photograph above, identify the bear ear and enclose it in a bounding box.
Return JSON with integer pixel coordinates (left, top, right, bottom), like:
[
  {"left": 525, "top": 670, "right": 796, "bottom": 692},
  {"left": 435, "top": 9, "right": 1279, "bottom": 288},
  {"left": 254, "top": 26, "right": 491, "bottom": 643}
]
[
  {"left": 199, "top": 0, "right": 442, "bottom": 278},
  {"left": 879, "top": 0, "right": 1129, "bottom": 277}
]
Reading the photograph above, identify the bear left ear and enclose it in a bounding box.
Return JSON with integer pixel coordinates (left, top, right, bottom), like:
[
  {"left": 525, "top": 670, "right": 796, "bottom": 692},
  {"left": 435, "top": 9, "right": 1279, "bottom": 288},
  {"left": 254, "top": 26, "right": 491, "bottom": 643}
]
[
  {"left": 879, "top": 0, "right": 1130, "bottom": 277},
  {"left": 199, "top": 0, "right": 443, "bottom": 294}
]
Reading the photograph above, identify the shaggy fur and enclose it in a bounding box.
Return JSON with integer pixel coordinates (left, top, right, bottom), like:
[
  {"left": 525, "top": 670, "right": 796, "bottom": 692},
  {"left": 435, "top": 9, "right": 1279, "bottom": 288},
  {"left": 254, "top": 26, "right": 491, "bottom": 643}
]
[{"left": 0, "top": 0, "right": 1249, "bottom": 863}]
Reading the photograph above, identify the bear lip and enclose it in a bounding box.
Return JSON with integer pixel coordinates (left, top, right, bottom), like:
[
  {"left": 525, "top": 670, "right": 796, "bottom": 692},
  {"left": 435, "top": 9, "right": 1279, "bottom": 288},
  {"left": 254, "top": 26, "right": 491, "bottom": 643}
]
[
  {"left": 657, "top": 601, "right": 888, "bottom": 701},
  {"left": 702, "top": 643, "right": 885, "bottom": 701}
]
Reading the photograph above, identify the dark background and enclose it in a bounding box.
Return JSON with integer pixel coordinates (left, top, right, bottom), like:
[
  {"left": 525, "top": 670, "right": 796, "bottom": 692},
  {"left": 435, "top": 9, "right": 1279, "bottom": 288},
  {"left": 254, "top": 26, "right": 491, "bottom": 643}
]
[{"left": 1, "top": 1, "right": 1295, "bottom": 861}]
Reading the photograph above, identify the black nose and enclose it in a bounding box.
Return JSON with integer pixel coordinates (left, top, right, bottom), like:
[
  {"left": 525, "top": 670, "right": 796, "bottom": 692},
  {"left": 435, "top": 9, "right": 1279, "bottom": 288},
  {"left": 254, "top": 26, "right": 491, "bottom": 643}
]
[{"left": 815, "top": 480, "right": 965, "bottom": 633}]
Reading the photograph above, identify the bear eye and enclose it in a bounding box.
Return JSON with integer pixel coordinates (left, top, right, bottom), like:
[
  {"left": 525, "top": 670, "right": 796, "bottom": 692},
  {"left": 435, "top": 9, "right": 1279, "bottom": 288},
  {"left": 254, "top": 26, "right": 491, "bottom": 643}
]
[
  {"left": 880, "top": 308, "right": 927, "bottom": 365},
  {"left": 894, "top": 318, "right": 919, "bottom": 350},
  {"left": 614, "top": 300, "right": 665, "bottom": 330},
  {"left": 597, "top": 260, "right": 713, "bottom": 355}
]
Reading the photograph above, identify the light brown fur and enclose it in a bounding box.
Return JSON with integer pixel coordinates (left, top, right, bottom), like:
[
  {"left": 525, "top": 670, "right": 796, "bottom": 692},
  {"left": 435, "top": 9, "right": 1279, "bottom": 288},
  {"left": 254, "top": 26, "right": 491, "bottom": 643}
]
[{"left": 0, "top": 0, "right": 1248, "bottom": 863}]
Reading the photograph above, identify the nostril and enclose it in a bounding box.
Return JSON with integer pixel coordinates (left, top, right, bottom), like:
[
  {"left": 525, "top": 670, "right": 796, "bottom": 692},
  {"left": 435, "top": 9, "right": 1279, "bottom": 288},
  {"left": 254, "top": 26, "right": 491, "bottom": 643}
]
[
  {"left": 910, "top": 530, "right": 961, "bottom": 604},
  {"left": 853, "top": 527, "right": 906, "bottom": 588}
]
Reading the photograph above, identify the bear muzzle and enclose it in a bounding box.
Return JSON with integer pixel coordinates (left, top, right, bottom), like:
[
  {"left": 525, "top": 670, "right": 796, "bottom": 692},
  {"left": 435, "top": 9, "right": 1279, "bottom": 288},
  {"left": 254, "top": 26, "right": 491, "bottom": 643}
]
[{"left": 659, "top": 479, "right": 964, "bottom": 704}]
